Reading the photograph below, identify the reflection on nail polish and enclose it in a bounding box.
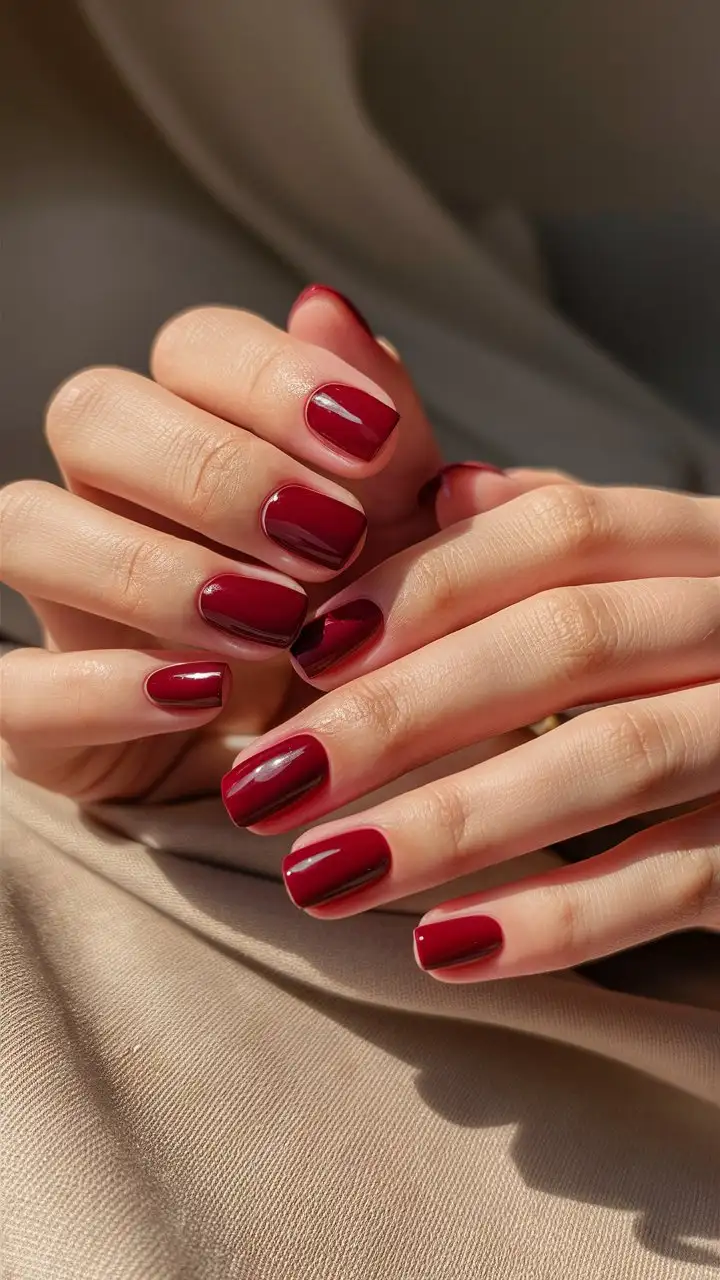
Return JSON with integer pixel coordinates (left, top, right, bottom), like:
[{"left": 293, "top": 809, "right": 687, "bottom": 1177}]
[
  {"left": 283, "top": 828, "right": 391, "bottom": 907},
  {"left": 198, "top": 573, "right": 307, "bottom": 647},
  {"left": 145, "top": 662, "right": 230, "bottom": 709},
  {"left": 222, "top": 733, "right": 329, "bottom": 827},
  {"left": 289, "top": 284, "right": 373, "bottom": 336},
  {"left": 414, "top": 915, "right": 504, "bottom": 971},
  {"left": 417, "top": 462, "right": 506, "bottom": 507},
  {"left": 262, "top": 485, "right": 367, "bottom": 571},
  {"left": 292, "top": 599, "right": 384, "bottom": 678},
  {"left": 306, "top": 384, "right": 399, "bottom": 462}
]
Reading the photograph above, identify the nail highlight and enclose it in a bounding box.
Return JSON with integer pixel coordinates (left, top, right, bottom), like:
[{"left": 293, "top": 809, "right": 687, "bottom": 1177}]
[
  {"left": 198, "top": 573, "right": 307, "bottom": 648},
  {"left": 418, "top": 462, "right": 505, "bottom": 507},
  {"left": 292, "top": 599, "right": 384, "bottom": 678},
  {"left": 145, "top": 661, "right": 230, "bottom": 709},
  {"left": 414, "top": 915, "right": 504, "bottom": 971},
  {"left": 306, "top": 384, "right": 399, "bottom": 462},
  {"left": 289, "top": 284, "right": 373, "bottom": 336},
  {"left": 283, "top": 828, "right": 391, "bottom": 908},
  {"left": 262, "top": 485, "right": 367, "bottom": 571},
  {"left": 222, "top": 733, "right": 329, "bottom": 827}
]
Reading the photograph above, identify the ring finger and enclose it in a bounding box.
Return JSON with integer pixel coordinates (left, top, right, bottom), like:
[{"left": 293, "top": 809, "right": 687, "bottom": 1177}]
[{"left": 0, "top": 482, "right": 309, "bottom": 658}]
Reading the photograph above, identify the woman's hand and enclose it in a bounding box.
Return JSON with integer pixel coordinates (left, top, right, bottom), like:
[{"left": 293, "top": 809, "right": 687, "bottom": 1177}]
[
  {"left": 0, "top": 290, "right": 440, "bottom": 802},
  {"left": 221, "top": 470, "right": 720, "bottom": 977}
]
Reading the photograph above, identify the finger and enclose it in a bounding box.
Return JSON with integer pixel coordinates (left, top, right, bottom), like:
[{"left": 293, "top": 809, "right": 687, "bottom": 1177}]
[
  {"left": 47, "top": 367, "right": 367, "bottom": 582},
  {"left": 0, "top": 648, "right": 231, "bottom": 749},
  {"left": 151, "top": 306, "right": 400, "bottom": 477},
  {"left": 0, "top": 482, "right": 308, "bottom": 658},
  {"left": 423, "top": 463, "right": 579, "bottom": 526},
  {"left": 413, "top": 797, "right": 720, "bottom": 981},
  {"left": 288, "top": 483, "right": 720, "bottom": 685},
  {"left": 276, "top": 683, "right": 720, "bottom": 917},
  {"left": 221, "top": 577, "right": 720, "bottom": 834},
  {"left": 288, "top": 285, "right": 442, "bottom": 524}
]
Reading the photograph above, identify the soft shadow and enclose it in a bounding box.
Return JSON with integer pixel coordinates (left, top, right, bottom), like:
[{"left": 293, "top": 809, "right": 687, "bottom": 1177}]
[{"left": 135, "top": 835, "right": 720, "bottom": 1270}]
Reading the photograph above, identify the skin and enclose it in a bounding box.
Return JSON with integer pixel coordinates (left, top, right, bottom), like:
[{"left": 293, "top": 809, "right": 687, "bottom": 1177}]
[
  {"left": 2, "top": 293, "right": 718, "bottom": 980},
  {"left": 0, "top": 292, "right": 440, "bottom": 800}
]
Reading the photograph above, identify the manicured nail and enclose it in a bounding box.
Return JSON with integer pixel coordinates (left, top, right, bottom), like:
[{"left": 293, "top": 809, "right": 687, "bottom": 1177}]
[
  {"left": 414, "top": 915, "right": 504, "bottom": 971},
  {"left": 262, "top": 485, "right": 367, "bottom": 571},
  {"left": 291, "top": 599, "right": 384, "bottom": 678},
  {"left": 222, "top": 733, "right": 329, "bottom": 827},
  {"left": 418, "top": 462, "right": 505, "bottom": 507},
  {"left": 289, "top": 284, "right": 373, "bottom": 336},
  {"left": 283, "top": 828, "right": 391, "bottom": 908},
  {"left": 145, "top": 661, "right": 230, "bottom": 709},
  {"left": 198, "top": 573, "right": 307, "bottom": 648},
  {"left": 306, "top": 384, "right": 399, "bottom": 462}
]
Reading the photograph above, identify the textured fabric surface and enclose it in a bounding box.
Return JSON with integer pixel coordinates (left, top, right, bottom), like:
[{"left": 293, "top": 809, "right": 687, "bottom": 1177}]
[
  {"left": 2, "top": 773, "right": 720, "bottom": 1278},
  {"left": 3, "top": 2, "right": 720, "bottom": 1275}
]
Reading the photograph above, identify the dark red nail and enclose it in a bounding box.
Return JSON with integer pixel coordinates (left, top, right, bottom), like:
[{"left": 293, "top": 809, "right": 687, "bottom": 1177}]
[
  {"left": 198, "top": 573, "right": 307, "bottom": 647},
  {"left": 145, "top": 661, "right": 230, "bottom": 709},
  {"left": 289, "top": 284, "right": 373, "bottom": 336},
  {"left": 291, "top": 599, "right": 384, "bottom": 678},
  {"left": 262, "top": 485, "right": 367, "bottom": 571},
  {"left": 222, "top": 733, "right": 329, "bottom": 827},
  {"left": 414, "top": 915, "right": 504, "bottom": 971},
  {"left": 283, "top": 828, "right": 391, "bottom": 908},
  {"left": 306, "top": 384, "right": 399, "bottom": 462},
  {"left": 418, "top": 462, "right": 505, "bottom": 507}
]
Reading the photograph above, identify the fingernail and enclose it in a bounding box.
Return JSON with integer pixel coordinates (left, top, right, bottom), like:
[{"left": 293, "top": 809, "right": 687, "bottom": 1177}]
[
  {"left": 145, "top": 661, "right": 230, "bottom": 709},
  {"left": 289, "top": 284, "right": 373, "bottom": 336},
  {"left": 418, "top": 462, "right": 505, "bottom": 507},
  {"left": 306, "top": 384, "right": 399, "bottom": 462},
  {"left": 262, "top": 485, "right": 367, "bottom": 571},
  {"left": 291, "top": 599, "right": 384, "bottom": 678},
  {"left": 198, "top": 573, "right": 307, "bottom": 647},
  {"left": 222, "top": 733, "right": 329, "bottom": 827},
  {"left": 283, "top": 828, "right": 391, "bottom": 908},
  {"left": 414, "top": 915, "right": 504, "bottom": 971}
]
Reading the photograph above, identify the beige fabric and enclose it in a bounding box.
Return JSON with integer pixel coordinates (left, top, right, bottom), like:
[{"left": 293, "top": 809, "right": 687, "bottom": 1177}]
[{"left": 3, "top": 772, "right": 720, "bottom": 1278}]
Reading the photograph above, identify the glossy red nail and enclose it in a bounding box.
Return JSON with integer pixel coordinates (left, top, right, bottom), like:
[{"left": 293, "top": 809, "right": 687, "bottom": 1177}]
[
  {"left": 414, "top": 915, "right": 504, "bottom": 971},
  {"left": 145, "top": 661, "right": 230, "bottom": 709},
  {"left": 222, "top": 733, "right": 329, "bottom": 827},
  {"left": 198, "top": 573, "right": 307, "bottom": 647},
  {"left": 418, "top": 462, "right": 505, "bottom": 507},
  {"left": 262, "top": 485, "right": 367, "bottom": 571},
  {"left": 283, "top": 828, "right": 391, "bottom": 908},
  {"left": 289, "top": 284, "right": 373, "bottom": 336},
  {"left": 291, "top": 599, "right": 384, "bottom": 678},
  {"left": 306, "top": 384, "right": 399, "bottom": 462}
]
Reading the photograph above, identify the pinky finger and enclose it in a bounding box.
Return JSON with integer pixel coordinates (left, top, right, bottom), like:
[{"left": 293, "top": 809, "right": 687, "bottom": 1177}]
[
  {"left": 414, "top": 798, "right": 720, "bottom": 981},
  {"left": 0, "top": 647, "right": 231, "bottom": 751}
]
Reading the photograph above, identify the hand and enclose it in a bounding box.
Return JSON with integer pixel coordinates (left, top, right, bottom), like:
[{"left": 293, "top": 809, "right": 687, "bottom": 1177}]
[
  {"left": 0, "top": 289, "right": 440, "bottom": 802},
  {"left": 221, "top": 469, "right": 720, "bottom": 978}
]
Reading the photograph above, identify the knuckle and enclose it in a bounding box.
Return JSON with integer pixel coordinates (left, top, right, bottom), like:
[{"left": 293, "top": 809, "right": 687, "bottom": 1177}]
[
  {"left": 111, "top": 533, "right": 168, "bottom": 620},
  {"left": 45, "top": 366, "right": 124, "bottom": 449},
  {"left": 428, "top": 783, "right": 471, "bottom": 860},
  {"left": 337, "top": 674, "right": 411, "bottom": 747},
  {"left": 236, "top": 338, "right": 293, "bottom": 411},
  {"left": 672, "top": 848, "right": 720, "bottom": 925},
  {"left": 542, "top": 883, "right": 584, "bottom": 959},
  {"left": 595, "top": 705, "right": 681, "bottom": 800},
  {"left": 176, "top": 432, "right": 247, "bottom": 525},
  {"left": 530, "top": 585, "right": 620, "bottom": 684},
  {"left": 407, "top": 539, "right": 479, "bottom": 618},
  {"left": 528, "top": 483, "right": 608, "bottom": 562}
]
